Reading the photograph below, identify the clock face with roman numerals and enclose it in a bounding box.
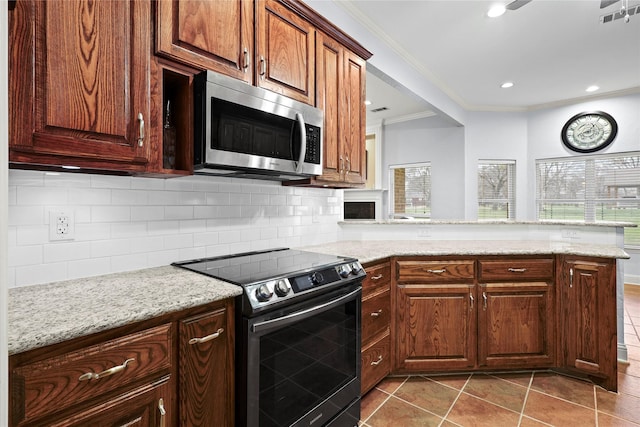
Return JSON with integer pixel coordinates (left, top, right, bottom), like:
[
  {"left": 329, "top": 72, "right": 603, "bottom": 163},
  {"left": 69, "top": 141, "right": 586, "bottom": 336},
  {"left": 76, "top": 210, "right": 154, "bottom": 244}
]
[{"left": 561, "top": 111, "right": 618, "bottom": 153}]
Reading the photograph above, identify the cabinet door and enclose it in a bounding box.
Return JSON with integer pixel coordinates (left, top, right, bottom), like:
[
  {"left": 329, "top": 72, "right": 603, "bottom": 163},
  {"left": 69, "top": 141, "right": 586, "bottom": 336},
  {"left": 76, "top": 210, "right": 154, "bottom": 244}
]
[
  {"left": 49, "top": 377, "right": 172, "bottom": 427},
  {"left": 341, "top": 50, "right": 366, "bottom": 185},
  {"left": 478, "top": 282, "right": 555, "bottom": 368},
  {"left": 179, "top": 305, "right": 234, "bottom": 427},
  {"left": 315, "top": 31, "right": 343, "bottom": 183},
  {"left": 156, "top": 0, "right": 253, "bottom": 83},
  {"left": 256, "top": 0, "right": 315, "bottom": 105},
  {"left": 9, "top": 0, "right": 151, "bottom": 172},
  {"left": 560, "top": 258, "right": 617, "bottom": 390},
  {"left": 396, "top": 284, "right": 476, "bottom": 371}
]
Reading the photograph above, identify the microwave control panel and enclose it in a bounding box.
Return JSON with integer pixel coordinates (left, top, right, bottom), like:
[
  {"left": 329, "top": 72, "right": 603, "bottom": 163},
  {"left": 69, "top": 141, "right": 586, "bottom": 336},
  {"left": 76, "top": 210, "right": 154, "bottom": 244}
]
[{"left": 305, "top": 125, "right": 321, "bottom": 165}]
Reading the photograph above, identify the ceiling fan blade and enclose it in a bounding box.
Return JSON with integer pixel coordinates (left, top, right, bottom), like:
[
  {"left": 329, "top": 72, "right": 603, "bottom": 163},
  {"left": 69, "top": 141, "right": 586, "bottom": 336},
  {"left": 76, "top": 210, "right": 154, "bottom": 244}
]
[
  {"left": 600, "top": 0, "right": 620, "bottom": 8},
  {"left": 506, "top": 0, "right": 533, "bottom": 11}
]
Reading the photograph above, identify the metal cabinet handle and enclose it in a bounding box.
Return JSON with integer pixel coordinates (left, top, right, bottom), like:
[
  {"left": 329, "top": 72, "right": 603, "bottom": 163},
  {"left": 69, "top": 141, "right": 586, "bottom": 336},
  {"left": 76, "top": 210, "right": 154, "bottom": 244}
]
[
  {"left": 158, "top": 398, "right": 166, "bottom": 427},
  {"left": 345, "top": 155, "right": 351, "bottom": 175},
  {"left": 483, "top": 292, "right": 487, "bottom": 310},
  {"left": 78, "top": 358, "right": 135, "bottom": 381},
  {"left": 259, "top": 56, "right": 266, "bottom": 78},
  {"left": 469, "top": 293, "right": 474, "bottom": 309},
  {"left": 243, "top": 47, "right": 250, "bottom": 71},
  {"left": 370, "top": 309, "right": 383, "bottom": 317},
  {"left": 189, "top": 328, "right": 224, "bottom": 345},
  {"left": 508, "top": 268, "right": 527, "bottom": 273},
  {"left": 371, "top": 355, "right": 383, "bottom": 366},
  {"left": 340, "top": 155, "right": 345, "bottom": 176},
  {"left": 427, "top": 269, "right": 446, "bottom": 274},
  {"left": 371, "top": 274, "right": 383, "bottom": 280},
  {"left": 569, "top": 268, "right": 573, "bottom": 288},
  {"left": 137, "top": 113, "right": 144, "bottom": 147}
]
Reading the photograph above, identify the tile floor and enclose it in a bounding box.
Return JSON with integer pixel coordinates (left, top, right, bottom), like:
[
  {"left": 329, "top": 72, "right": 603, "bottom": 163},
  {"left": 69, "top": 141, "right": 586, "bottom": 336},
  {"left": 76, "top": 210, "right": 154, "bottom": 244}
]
[{"left": 360, "top": 284, "right": 640, "bottom": 427}]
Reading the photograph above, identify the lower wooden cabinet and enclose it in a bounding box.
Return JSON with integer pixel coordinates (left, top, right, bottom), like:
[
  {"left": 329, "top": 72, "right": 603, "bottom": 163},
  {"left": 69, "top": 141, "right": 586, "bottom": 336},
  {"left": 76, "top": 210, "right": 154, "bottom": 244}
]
[
  {"left": 9, "top": 299, "right": 236, "bottom": 426},
  {"left": 559, "top": 256, "right": 617, "bottom": 390},
  {"left": 179, "top": 304, "right": 235, "bottom": 427},
  {"left": 361, "top": 261, "right": 391, "bottom": 394}
]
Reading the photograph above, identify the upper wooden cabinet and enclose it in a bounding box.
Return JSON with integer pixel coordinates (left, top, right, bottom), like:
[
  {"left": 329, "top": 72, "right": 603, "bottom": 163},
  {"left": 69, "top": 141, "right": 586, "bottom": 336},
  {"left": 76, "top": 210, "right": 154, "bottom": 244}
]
[
  {"left": 156, "top": 0, "right": 254, "bottom": 83},
  {"left": 9, "top": 0, "right": 151, "bottom": 173},
  {"left": 256, "top": 0, "right": 315, "bottom": 104}
]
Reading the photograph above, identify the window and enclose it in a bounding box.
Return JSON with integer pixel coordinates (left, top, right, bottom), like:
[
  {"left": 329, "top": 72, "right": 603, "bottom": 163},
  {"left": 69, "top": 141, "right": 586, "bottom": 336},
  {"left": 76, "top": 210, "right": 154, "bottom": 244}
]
[
  {"left": 536, "top": 152, "right": 640, "bottom": 247},
  {"left": 478, "top": 160, "right": 516, "bottom": 220},
  {"left": 389, "top": 163, "right": 431, "bottom": 219}
]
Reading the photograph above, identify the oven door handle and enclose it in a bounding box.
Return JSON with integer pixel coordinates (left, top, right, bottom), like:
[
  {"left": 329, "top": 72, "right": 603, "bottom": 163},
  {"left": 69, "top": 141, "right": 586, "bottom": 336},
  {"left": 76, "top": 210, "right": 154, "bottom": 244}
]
[{"left": 252, "top": 287, "right": 360, "bottom": 334}]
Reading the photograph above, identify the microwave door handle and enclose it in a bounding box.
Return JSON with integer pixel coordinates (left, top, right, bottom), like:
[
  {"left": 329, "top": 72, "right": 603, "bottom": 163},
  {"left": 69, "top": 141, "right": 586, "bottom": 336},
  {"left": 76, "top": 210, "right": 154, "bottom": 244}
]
[{"left": 295, "top": 112, "right": 307, "bottom": 174}]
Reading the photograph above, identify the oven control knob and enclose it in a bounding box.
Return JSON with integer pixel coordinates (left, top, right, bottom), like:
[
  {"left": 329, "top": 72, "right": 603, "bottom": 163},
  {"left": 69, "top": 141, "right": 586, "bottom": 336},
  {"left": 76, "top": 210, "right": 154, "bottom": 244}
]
[
  {"left": 311, "top": 272, "right": 324, "bottom": 285},
  {"left": 255, "top": 284, "right": 273, "bottom": 302},
  {"left": 274, "top": 279, "right": 291, "bottom": 297},
  {"left": 338, "top": 265, "right": 350, "bottom": 278},
  {"left": 350, "top": 262, "right": 362, "bottom": 274}
]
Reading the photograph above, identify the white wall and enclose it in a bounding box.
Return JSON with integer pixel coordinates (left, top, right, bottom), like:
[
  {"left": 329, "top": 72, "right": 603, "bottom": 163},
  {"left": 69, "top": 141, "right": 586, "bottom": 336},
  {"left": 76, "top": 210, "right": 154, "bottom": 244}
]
[
  {"left": 382, "top": 120, "right": 466, "bottom": 219},
  {"left": 1, "top": 1, "right": 9, "bottom": 423},
  {"left": 464, "top": 111, "right": 529, "bottom": 220},
  {"left": 7, "top": 171, "right": 342, "bottom": 288}
]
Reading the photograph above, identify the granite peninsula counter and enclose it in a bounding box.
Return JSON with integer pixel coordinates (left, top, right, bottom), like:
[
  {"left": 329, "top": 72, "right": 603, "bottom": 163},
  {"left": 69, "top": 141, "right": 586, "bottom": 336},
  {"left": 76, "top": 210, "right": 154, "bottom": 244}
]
[{"left": 8, "top": 266, "right": 242, "bottom": 355}]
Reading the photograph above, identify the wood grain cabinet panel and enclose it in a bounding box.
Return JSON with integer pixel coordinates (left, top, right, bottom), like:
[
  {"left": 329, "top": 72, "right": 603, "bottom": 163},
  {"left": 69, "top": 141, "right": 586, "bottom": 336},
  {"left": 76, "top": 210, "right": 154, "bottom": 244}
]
[
  {"left": 396, "top": 283, "right": 476, "bottom": 371},
  {"left": 9, "top": 0, "right": 151, "bottom": 172},
  {"left": 156, "top": 0, "right": 254, "bottom": 82},
  {"left": 179, "top": 305, "right": 234, "bottom": 427},
  {"left": 361, "top": 330, "right": 390, "bottom": 395},
  {"left": 396, "top": 260, "right": 475, "bottom": 283},
  {"left": 11, "top": 324, "right": 172, "bottom": 426},
  {"left": 478, "top": 282, "right": 555, "bottom": 368},
  {"left": 479, "top": 258, "right": 554, "bottom": 281},
  {"left": 559, "top": 257, "right": 617, "bottom": 391}
]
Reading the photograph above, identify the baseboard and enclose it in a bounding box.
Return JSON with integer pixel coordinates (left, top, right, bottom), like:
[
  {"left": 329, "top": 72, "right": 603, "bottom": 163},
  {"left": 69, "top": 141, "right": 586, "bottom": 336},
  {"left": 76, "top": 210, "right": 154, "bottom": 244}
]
[
  {"left": 618, "top": 342, "right": 628, "bottom": 363},
  {"left": 625, "top": 275, "right": 640, "bottom": 286}
]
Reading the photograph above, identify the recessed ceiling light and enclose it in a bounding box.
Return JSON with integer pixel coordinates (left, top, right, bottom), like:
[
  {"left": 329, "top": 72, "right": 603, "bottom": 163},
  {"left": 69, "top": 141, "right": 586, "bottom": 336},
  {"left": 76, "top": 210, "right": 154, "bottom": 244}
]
[
  {"left": 586, "top": 85, "right": 600, "bottom": 92},
  {"left": 488, "top": 4, "right": 506, "bottom": 17},
  {"left": 501, "top": 82, "right": 514, "bottom": 88},
  {"left": 364, "top": 100, "right": 372, "bottom": 106}
]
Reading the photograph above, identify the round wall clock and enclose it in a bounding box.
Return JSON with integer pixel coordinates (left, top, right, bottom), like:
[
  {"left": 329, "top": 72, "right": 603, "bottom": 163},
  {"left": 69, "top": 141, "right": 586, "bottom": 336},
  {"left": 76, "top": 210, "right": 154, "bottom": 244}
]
[{"left": 561, "top": 111, "right": 618, "bottom": 153}]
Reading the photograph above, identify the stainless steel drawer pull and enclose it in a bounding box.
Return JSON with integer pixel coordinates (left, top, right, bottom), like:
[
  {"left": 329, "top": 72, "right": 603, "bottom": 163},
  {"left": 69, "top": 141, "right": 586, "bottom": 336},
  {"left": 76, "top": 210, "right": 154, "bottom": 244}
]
[
  {"left": 371, "top": 355, "right": 383, "bottom": 366},
  {"left": 78, "top": 358, "right": 135, "bottom": 381},
  {"left": 189, "top": 328, "right": 224, "bottom": 345},
  {"left": 370, "top": 309, "right": 383, "bottom": 317},
  {"left": 483, "top": 292, "right": 488, "bottom": 310},
  {"left": 137, "top": 113, "right": 144, "bottom": 147},
  {"left": 243, "top": 47, "right": 250, "bottom": 71},
  {"left": 427, "top": 268, "right": 446, "bottom": 274},
  {"left": 158, "top": 398, "right": 166, "bottom": 427},
  {"left": 508, "top": 268, "right": 527, "bottom": 273},
  {"left": 371, "top": 274, "right": 383, "bottom": 280}
]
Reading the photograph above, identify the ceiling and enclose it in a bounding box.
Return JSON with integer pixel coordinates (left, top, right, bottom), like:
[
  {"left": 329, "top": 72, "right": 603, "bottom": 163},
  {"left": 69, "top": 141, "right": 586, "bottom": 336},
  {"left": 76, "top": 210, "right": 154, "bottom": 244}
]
[{"left": 337, "top": 0, "right": 640, "bottom": 124}]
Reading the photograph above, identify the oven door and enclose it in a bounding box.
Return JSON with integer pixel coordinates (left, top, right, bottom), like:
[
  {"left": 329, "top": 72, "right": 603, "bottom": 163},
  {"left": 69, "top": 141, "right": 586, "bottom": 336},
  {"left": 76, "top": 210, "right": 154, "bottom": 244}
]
[{"left": 239, "top": 283, "right": 362, "bottom": 427}]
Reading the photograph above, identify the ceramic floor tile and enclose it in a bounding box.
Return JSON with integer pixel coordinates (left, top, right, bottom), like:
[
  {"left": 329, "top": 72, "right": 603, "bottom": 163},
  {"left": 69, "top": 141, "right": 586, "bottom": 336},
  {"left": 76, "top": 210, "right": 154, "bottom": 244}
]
[
  {"left": 530, "top": 372, "right": 596, "bottom": 408},
  {"left": 462, "top": 373, "right": 528, "bottom": 412},
  {"left": 360, "top": 388, "right": 390, "bottom": 422},
  {"left": 597, "top": 388, "right": 640, "bottom": 424},
  {"left": 424, "top": 373, "right": 471, "bottom": 390},
  {"left": 490, "top": 371, "right": 534, "bottom": 388},
  {"left": 374, "top": 375, "right": 407, "bottom": 394},
  {"left": 617, "top": 372, "right": 640, "bottom": 398},
  {"left": 394, "top": 376, "right": 460, "bottom": 416},
  {"left": 445, "top": 393, "right": 521, "bottom": 427},
  {"left": 523, "top": 390, "right": 596, "bottom": 427},
  {"left": 519, "top": 416, "right": 553, "bottom": 427},
  {"left": 597, "top": 412, "right": 640, "bottom": 427},
  {"left": 365, "top": 395, "right": 442, "bottom": 427}
]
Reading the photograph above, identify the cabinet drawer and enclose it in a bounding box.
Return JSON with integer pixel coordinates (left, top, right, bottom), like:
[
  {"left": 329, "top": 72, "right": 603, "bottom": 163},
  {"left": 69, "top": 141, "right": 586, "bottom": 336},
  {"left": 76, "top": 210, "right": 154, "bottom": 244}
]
[
  {"left": 12, "top": 323, "right": 172, "bottom": 425},
  {"left": 363, "top": 262, "right": 391, "bottom": 298},
  {"left": 362, "top": 289, "right": 391, "bottom": 343},
  {"left": 361, "top": 330, "right": 391, "bottom": 395},
  {"left": 396, "top": 260, "right": 475, "bottom": 283},
  {"left": 480, "top": 259, "right": 554, "bottom": 281}
]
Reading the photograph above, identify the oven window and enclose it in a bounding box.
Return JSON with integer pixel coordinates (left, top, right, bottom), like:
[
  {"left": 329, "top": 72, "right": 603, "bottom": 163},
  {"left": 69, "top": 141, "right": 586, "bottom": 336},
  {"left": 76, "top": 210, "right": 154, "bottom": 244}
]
[{"left": 258, "top": 300, "right": 358, "bottom": 427}]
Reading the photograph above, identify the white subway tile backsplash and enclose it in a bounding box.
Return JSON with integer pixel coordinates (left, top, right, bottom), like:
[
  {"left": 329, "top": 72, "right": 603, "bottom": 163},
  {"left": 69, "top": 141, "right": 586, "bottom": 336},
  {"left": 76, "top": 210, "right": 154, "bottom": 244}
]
[{"left": 8, "top": 170, "right": 342, "bottom": 288}]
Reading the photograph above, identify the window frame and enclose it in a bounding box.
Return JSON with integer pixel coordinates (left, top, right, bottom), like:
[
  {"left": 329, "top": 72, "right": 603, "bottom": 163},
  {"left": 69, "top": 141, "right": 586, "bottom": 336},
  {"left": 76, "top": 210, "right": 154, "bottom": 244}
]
[
  {"left": 388, "top": 162, "right": 432, "bottom": 219},
  {"left": 477, "top": 159, "right": 516, "bottom": 220}
]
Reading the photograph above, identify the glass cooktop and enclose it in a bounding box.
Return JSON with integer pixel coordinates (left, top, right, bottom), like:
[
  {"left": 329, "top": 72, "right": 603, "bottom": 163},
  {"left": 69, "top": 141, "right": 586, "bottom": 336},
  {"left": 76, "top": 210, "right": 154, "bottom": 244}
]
[{"left": 172, "top": 248, "right": 354, "bottom": 286}]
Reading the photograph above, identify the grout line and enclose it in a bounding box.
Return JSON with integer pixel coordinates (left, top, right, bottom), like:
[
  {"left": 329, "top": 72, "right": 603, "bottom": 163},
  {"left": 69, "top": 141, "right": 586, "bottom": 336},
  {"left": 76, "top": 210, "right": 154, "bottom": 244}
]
[
  {"left": 517, "top": 371, "right": 535, "bottom": 427},
  {"left": 594, "top": 382, "right": 599, "bottom": 427},
  {"left": 363, "top": 376, "right": 410, "bottom": 424},
  {"left": 437, "top": 373, "right": 472, "bottom": 427}
]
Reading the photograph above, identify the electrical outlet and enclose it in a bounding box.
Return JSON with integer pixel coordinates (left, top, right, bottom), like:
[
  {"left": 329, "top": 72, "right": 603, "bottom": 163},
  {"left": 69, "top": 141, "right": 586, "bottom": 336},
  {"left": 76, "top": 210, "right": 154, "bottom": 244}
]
[
  {"left": 49, "top": 211, "right": 75, "bottom": 241},
  {"left": 561, "top": 228, "right": 580, "bottom": 239},
  {"left": 417, "top": 227, "right": 431, "bottom": 238}
]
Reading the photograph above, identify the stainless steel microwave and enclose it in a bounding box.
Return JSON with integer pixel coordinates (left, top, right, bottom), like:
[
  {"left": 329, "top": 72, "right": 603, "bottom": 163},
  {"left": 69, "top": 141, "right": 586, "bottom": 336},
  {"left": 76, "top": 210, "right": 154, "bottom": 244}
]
[{"left": 194, "top": 71, "right": 323, "bottom": 180}]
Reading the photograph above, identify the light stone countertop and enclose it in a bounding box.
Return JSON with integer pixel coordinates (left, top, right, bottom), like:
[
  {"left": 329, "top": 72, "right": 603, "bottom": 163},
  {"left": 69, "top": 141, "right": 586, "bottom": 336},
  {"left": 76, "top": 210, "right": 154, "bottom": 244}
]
[
  {"left": 300, "top": 240, "right": 630, "bottom": 265},
  {"left": 339, "top": 220, "right": 638, "bottom": 227},
  {"left": 8, "top": 266, "right": 242, "bottom": 355}
]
